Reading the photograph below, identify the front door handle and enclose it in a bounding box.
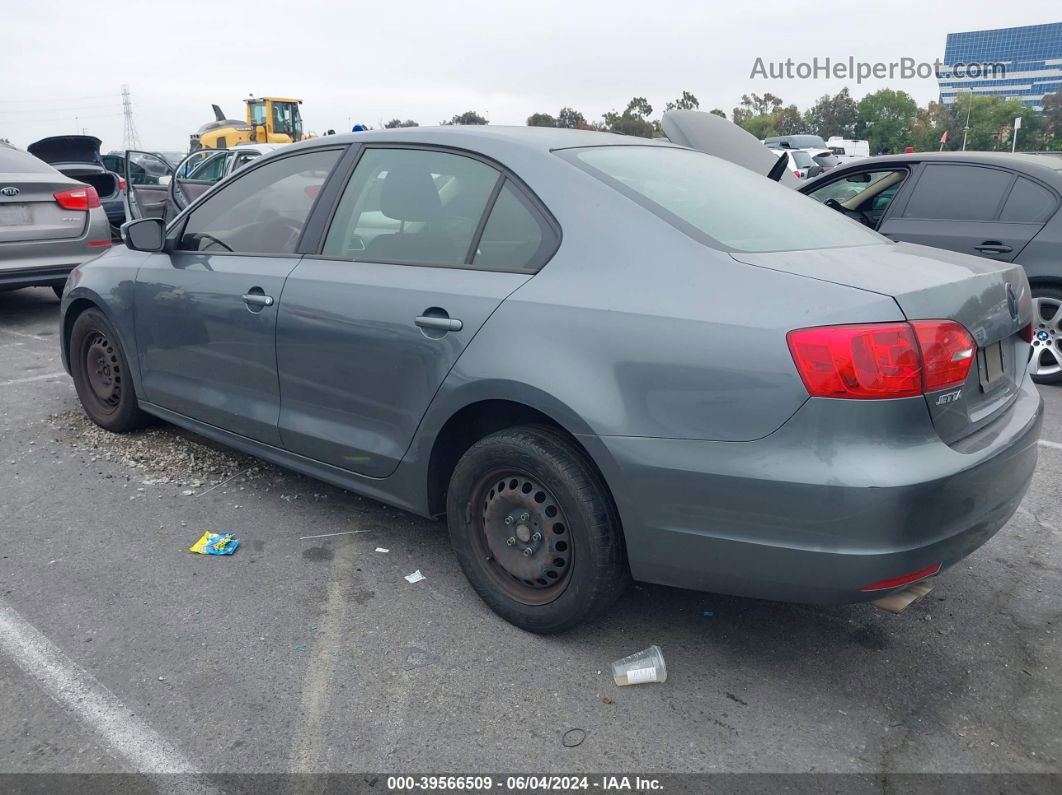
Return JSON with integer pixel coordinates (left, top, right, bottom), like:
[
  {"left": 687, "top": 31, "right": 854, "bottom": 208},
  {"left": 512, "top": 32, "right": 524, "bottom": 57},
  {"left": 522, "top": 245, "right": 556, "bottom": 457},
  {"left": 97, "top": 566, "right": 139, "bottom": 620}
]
[
  {"left": 242, "top": 293, "right": 274, "bottom": 307},
  {"left": 974, "top": 241, "right": 1013, "bottom": 254},
  {"left": 415, "top": 315, "right": 463, "bottom": 332}
]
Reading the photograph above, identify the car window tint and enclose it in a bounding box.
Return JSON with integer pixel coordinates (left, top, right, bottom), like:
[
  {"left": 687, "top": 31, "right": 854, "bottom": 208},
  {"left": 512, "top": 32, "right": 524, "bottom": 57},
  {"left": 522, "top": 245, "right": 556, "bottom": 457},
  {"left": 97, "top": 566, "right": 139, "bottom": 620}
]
[
  {"left": 903, "top": 165, "right": 1012, "bottom": 221},
  {"left": 178, "top": 149, "right": 340, "bottom": 254},
  {"left": 565, "top": 146, "right": 881, "bottom": 253},
  {"left": 323, "top": 148, "right": 501, "bottom": 265},
  {"left": 472, "top": 181, "right": 546, "bottom": 272},
  {"left": 999, "top": 177, "right": 1055, "bottom": 223}
]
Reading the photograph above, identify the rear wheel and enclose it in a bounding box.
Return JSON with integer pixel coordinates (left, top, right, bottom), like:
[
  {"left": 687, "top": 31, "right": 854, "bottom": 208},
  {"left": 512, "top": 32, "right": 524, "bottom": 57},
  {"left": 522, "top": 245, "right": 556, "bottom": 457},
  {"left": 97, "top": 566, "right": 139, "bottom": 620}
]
[
  {"left": 69, "top": 309, "right": 150, "bottom": 432},
  {"left": 1030, "top": 286, "right": 1062, "bottom": 385},
  {"left": 446, "top": 425, "right": 628, "bottom": 634}
]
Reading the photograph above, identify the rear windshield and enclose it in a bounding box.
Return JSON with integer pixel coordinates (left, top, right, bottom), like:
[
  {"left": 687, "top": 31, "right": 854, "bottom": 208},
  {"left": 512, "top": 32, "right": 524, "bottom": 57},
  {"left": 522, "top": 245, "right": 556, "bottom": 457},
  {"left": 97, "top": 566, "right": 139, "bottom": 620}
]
[
  {"left": 561, "top": 145, "right": 882, "bottom": 253},
  {"left": 0, "top": 147, "right": 57, "bottom": 174},
  {"left": 789, "top": 150, "right": 813, "bottom": 168}
]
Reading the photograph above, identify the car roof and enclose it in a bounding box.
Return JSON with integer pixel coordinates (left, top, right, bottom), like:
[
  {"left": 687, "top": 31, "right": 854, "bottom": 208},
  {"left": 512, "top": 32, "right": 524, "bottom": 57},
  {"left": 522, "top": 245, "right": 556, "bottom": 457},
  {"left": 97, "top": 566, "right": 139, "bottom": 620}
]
[
  {"left": 826, "top": 150, "right": 1062, "bottom": 180},
  {"left": 297, "top": 125, "right": 674, "bottom": 153}
]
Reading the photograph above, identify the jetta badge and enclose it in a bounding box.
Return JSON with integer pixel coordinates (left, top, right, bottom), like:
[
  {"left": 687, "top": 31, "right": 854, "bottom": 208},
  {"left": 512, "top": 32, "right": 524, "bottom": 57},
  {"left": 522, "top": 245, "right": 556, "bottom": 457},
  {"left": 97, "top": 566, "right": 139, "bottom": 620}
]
[
  {"left": 0, "top": 187, "right": 19, "bottom": 197},
  {"left": 1006, "top": 284, "right": 1019, "bottom": 320}
]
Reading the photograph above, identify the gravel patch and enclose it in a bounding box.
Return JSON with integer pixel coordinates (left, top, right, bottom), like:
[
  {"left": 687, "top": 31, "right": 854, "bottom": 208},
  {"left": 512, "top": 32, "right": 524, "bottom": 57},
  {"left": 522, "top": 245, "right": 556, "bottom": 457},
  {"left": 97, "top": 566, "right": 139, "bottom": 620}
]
[{"left": 48, "top": 410, "right": 269, "bottom": 489}]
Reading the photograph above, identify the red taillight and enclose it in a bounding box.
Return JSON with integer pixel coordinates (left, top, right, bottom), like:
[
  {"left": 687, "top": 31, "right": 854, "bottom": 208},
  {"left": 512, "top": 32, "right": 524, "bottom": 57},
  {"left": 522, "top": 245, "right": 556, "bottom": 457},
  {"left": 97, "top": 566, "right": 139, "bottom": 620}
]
[
  {"left": 787, "top": 320, "right": 976, "bottom": 399},
  {"left": 118, "top": 177, "right": 127, "bottom": 191},
  {"left": 54, "top": 187, "right": 100, "bottom": 210},
  {"left": 792, "top": 170, "right": 801, "bottom": 178},
  {"left": 911, "top": 321, "right": 976, "bottom": 391},
  {"left": 787, "top": 323, "right": 922, "bottom": 398},
  {"left": 860, "top": 562, "right": 941, "bottom": 592}
]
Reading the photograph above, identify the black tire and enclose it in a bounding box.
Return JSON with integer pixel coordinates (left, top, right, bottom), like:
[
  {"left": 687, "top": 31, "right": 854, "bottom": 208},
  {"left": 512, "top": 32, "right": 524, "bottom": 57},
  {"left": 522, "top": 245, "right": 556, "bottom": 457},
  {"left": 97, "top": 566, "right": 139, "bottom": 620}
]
[
  {"left": 69, "top": 308, "right": 151, "bottom": 432},
  {"left": 446, "top": 425, "right": 629, "bottom": 634},
  {"left": 1030, "top": 285, "right": 1062, "bottom": 386},
  {"left": 52, "top": 285, "right": 64, "bottom": 300}
]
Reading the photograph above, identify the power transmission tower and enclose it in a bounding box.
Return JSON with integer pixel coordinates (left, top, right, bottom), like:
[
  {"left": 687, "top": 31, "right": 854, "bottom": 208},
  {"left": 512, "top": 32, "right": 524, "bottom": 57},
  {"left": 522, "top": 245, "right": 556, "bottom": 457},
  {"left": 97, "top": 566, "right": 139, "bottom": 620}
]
[{"left": 121, "top": 84, "right": 141, "bottom": 150}]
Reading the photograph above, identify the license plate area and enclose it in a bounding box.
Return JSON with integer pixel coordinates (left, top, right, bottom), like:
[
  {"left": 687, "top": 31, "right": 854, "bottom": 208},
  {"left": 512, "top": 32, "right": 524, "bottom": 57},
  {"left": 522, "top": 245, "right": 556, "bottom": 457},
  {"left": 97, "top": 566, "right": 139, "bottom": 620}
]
[
  {"left": 979, "top": 341, "right": 1005, "bottom": 391},
  {"left": 0, "top": 204, "right": 32, "bottom": 225}
]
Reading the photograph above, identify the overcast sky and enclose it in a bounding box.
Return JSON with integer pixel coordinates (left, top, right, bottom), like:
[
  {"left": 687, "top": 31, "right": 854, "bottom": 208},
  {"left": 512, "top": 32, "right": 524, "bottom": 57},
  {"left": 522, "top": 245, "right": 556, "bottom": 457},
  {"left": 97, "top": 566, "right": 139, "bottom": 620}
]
[{"left": 1, "top": 0, "right": 1055, "bottom": 152}]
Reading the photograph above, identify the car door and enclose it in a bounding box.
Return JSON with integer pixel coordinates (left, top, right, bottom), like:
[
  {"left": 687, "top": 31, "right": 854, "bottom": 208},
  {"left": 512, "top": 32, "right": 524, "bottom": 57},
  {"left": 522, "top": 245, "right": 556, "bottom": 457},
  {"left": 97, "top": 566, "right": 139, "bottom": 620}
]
[
  {"left": 170, "top": 149, "right": 236, "bottom": 213},
  {"left": 878, "top": 163, "right": 1044, "bottom": 262},
  {"left": 803, "top": 167, "right": 912, "bottom": 229},
  {"left": 275, "top": 145, "right": 558, "bottom": 477},
  {"left": 124, "top": 150, "right": 175, "bottom": 221},
  {"left": 133, "top": 147, "right": 343, "bottom": 444}
]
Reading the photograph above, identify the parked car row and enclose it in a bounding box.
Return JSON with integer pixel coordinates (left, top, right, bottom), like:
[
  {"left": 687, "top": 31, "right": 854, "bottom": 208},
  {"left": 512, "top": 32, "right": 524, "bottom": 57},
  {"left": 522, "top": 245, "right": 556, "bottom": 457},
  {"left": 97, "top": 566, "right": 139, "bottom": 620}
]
[{"left": 58, "top": 115, "right": 1044, "bottom": 633}]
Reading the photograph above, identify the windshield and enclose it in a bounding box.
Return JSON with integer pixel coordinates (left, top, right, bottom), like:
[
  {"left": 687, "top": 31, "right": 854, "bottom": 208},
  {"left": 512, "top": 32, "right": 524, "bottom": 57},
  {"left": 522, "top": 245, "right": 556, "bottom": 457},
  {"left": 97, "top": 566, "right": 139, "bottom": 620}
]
[{"left": 562, "top": 145, "right": 882, "bottom": 253}]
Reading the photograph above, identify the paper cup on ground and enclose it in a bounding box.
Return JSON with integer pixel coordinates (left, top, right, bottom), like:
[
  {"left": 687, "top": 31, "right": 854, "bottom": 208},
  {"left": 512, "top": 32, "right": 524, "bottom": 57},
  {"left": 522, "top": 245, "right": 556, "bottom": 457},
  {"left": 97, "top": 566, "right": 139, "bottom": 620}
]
[{"left": 611, "top": 645, "right": 667, "bottom": 685}]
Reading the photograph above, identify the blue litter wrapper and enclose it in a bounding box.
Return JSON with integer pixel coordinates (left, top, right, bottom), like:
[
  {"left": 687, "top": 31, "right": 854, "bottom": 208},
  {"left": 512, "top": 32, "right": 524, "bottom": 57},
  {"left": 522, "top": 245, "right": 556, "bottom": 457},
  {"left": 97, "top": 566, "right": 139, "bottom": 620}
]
[{"left": 189, "top": 531, "right": 239, "bottom": 555}]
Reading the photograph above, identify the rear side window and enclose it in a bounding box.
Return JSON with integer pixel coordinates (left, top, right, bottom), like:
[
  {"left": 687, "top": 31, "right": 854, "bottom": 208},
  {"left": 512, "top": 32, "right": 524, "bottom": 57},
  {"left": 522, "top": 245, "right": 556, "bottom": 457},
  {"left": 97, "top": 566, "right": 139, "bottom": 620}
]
[
  {"left": 903, "top": 165, "right": 1012, "bottom": 221},
  {"left": 323, "top": 148, "right": 501, "bottom": 265},
  {"left": 563, "top": 145, "right": 881, "bottom": 252},
  {"left": 472, "top": 181, "right": 549, "bottom": 272},
  {"left": 999, "top": 177, "right": 1055, "bottom": 223},
  {"left": 177, "top": 149, "right": 340, "bottom": 254}
]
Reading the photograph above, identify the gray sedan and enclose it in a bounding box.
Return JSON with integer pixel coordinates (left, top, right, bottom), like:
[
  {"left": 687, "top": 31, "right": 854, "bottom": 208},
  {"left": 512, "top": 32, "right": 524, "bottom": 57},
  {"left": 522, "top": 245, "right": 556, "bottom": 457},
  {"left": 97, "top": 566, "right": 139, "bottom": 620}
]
[
  {"left": 0, "top": 143, "right": 112, "bottom": 297},
  {"left": 59, "top": 126, "right": 1042, "bottom": 633}
]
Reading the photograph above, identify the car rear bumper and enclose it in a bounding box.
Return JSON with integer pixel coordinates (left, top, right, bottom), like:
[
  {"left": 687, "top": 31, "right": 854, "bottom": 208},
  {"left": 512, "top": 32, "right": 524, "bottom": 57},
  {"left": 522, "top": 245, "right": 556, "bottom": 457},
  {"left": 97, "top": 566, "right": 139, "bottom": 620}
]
[{"left": 597, "top": 375, "right": 1043, "bottom": 604}]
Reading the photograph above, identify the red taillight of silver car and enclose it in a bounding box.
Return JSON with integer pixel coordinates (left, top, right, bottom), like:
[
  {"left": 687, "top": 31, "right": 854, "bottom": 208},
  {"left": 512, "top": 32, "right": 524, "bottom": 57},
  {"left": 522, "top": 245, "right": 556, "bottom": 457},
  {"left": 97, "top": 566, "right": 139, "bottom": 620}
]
[
  {"left": 787, "top": 321, "right": 977, "bottom": 399},
  {"left": 53, "top": 186, "right": 101, "bottom": 210}
]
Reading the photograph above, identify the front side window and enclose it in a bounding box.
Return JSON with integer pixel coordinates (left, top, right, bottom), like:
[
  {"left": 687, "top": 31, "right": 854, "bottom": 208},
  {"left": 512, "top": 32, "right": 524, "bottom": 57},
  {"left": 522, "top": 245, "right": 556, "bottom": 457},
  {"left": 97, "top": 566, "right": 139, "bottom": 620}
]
[
  {"left": 903, "top": 164, "right": 1013, "bottom": 221},
  {"left": 563, "top": 145, "right": 882, "bottom": 252},
  {"left": 272, "top": 103, "right": 294, "bottom": 135},
  {"left": 249, "top": 101, "right": 266, "bottom": 126},
  {"left": 178, "top": 149, "right": 340, "bottom": 254},
  {"left": 808, "top": 170, "right": 905, "bottom": 205},
  {"left": 323, "top": 148, "right": 501, "bottom": 265}
]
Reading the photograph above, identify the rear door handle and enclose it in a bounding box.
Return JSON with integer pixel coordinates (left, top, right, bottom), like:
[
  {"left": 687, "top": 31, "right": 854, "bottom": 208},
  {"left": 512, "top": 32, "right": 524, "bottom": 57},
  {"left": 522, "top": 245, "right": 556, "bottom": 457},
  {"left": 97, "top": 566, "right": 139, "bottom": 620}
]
[
  {"left": 974, "top": 241, "right": 1012, "bottom": 254},
  {"left": 415, "top": 316, "right": 463, "bottom": 332},
  {"left": 242, "top": 293, "right": 274, "bottom": 307}
]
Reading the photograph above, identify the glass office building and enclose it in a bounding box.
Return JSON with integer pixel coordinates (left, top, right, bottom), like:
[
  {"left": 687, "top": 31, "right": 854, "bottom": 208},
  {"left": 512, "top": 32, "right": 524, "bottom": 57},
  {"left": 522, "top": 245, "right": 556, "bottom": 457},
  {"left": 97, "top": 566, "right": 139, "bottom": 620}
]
[{"left": 938, "top": 22, "right": 1062, "bottom": 111}]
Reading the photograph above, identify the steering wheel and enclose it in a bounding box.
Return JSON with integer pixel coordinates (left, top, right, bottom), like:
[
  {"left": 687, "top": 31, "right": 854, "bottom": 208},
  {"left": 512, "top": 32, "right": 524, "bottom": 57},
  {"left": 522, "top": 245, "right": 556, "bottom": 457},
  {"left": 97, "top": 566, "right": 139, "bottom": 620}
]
[{"left": 825, "top": 198, "right": 873, "bottom": 227}]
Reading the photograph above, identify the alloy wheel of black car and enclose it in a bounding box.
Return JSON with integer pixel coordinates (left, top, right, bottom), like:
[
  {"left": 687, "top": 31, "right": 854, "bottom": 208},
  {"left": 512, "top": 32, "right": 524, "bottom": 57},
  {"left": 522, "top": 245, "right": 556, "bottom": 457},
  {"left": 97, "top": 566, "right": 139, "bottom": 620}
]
[
  {"left": 446, "top": 425, "right": 629, "bottom": 634},
  {"left": 1030, "top": 286, "right": 1062, "bottom": 385},
  {"left": 69, "top": 309, "right": 151, "bottom": 432}
]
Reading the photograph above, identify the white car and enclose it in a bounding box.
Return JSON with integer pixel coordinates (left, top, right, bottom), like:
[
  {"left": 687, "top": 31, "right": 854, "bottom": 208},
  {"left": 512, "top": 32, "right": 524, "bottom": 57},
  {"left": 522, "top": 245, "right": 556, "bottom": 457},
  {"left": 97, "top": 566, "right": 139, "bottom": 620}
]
[{"left": 826, "top": 137, "right": 870, "bottom": 164}]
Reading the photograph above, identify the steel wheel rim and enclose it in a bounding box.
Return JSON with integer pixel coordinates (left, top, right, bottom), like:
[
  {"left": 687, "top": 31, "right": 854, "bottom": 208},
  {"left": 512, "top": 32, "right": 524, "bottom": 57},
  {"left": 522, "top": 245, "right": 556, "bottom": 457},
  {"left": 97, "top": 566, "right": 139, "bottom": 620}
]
[
  {"left": 81, "top": 330, "right": 122, "bottom": 414},
  {"left": 468, "top": 469, "right": 574, "bottom": 606},
  {"left": 1032, "top": 296, "right": 1062, "bottom": 377}
]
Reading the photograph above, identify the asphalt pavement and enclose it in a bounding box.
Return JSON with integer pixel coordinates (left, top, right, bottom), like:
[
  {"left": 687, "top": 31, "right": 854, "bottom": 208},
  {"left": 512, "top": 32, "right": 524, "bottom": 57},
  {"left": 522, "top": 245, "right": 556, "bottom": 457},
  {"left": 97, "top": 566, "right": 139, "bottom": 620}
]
[{"left": 1, "top": 286, "right": 1060, "bottom": 781}]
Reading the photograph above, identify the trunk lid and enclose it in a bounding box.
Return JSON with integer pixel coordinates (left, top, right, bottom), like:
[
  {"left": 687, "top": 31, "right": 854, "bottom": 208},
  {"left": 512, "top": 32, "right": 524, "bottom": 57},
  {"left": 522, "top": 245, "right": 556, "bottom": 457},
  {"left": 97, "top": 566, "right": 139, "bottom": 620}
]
[
  {"left": 731, "top": 241, "right": 1032, "bottom": 444},
  {"left": 660, "top": 110, "right": 801, "bottom": 188},
  {"left": 0, "top": 173, "right": 86, "bottom": 243},
  {"left": 28, "top": 135, "right": 104, "bottom": 166}
]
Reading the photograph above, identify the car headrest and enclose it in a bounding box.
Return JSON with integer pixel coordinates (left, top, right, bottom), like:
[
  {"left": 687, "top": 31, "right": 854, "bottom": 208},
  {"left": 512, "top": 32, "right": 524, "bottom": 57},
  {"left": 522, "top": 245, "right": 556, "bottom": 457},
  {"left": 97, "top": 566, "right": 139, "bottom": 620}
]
[{"left": 381, "top": 165, "right": 441, "bottom": 222}]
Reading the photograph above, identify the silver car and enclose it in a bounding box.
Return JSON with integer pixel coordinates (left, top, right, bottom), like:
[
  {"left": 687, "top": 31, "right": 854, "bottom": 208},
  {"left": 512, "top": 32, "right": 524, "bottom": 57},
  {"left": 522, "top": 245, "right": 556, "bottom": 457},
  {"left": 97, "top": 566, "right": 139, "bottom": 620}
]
[
  {"left": 60, "top": 124, "right": 1042, "bottom": 633},
  {"left": 1, "top": 143, "right": 112, "bottom": 297}
]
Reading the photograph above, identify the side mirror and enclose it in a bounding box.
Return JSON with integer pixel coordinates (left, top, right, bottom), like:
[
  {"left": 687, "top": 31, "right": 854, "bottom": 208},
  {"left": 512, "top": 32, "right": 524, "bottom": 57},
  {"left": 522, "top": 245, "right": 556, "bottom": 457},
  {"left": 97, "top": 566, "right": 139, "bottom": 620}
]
[{"left": 122, "top": 218, "right": 166, "bottom": 252}]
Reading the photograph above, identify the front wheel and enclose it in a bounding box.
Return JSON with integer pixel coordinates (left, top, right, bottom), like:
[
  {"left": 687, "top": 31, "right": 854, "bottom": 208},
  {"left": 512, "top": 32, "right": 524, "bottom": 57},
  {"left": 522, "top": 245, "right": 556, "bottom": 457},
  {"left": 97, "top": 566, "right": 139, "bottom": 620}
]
[
  {"left": 446, "top": 425, "right": 629, "bottom": 634},
  {"left": 1030, "top": 286, "right": 1062, "bottom": 385},
  {"left": 69, "top": 308, "right": 151, "bottom": 432}
]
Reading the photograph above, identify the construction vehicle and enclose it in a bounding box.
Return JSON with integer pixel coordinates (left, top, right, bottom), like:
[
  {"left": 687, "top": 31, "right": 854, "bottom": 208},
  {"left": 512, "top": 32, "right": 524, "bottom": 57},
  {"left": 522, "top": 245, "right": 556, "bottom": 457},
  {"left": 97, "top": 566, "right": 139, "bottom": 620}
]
[{"left": 190, "top": 96, "right": 311, "bottom": 151}]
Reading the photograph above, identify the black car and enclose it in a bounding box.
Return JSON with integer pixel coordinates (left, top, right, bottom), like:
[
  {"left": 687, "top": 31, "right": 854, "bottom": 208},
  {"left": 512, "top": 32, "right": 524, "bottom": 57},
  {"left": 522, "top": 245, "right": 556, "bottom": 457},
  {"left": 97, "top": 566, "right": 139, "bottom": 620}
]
[
  {"left": 802, "top": 152, "right": 1062, "bottom": 383},
  {"left": 28, "top": 136, "right": 126, "bottom": 238}
]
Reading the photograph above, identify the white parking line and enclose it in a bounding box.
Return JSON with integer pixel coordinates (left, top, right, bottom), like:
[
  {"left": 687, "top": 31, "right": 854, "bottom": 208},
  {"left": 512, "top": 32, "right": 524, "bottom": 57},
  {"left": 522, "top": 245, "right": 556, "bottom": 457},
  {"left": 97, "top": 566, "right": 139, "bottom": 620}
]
[
  {"left": 0, "top": 372, "right": 67, "bottom": 386},
  {"left": 0, "top": 600, "right": 214, "bottom": 789},
  {"left": 0, "top": 327, "right": 52, "bottom": 343},
  {"left": 1039, "top": 439, "right": 1062, "bottom": 451}
]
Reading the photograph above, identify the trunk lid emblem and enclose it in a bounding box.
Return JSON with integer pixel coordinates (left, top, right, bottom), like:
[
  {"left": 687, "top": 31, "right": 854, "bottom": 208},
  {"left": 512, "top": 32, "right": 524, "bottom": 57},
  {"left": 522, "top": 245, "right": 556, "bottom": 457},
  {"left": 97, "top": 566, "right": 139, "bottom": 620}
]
[{"left": 0, "top": 187, "right": 20, "bottom": 197}]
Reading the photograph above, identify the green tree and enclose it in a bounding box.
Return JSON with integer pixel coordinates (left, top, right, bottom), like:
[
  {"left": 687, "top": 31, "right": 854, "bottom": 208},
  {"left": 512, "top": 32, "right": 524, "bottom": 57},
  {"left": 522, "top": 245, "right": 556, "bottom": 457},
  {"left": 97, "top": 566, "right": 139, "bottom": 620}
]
[
  {"left": 803, "top": 88, "right": 858, "bottom": 139},
  {"left": 556, "top": 107, "right": 587, "bottom": 129},
  {"left": 773, "top": 104, "right": 803, "bottom": 135},
  {"left": 602, "top": 97, "right": 655, "bottom": 138},
  {"left": 948, "top": 94, "right": 1041, "bottom": 151},
  {"left": 384, "top": 119, "right": 418, "bottom": 128},
  {"left": 526, "top": 112, "right": 556, "bottom": 127},
  {"left": 443, "top": 111, "right": 488, "bottom": 125},
  {"left": 665, "top": 91, "right": 700, "bottom": 111},
  {"left": 709, "top": 108, "right": 726, "bottom": 118},
  {"left": 1041, "top": 92, "right": 1062, "bottom": 150},
  {"left": 856, "top": 89, "right": 918, "bottom": 154}
]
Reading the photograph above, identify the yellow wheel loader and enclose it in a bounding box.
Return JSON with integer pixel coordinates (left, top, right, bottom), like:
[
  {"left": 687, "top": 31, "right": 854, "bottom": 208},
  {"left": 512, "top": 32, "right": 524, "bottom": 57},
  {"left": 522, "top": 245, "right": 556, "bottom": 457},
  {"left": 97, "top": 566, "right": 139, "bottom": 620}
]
[{"left": 190, "top": 96, "right": 312, "bottom": 150}]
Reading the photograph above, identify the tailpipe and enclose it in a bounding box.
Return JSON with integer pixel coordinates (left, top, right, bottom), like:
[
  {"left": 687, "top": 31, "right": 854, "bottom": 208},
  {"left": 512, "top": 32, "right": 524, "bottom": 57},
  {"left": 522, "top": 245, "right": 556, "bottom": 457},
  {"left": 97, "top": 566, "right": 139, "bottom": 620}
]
[{"left": 872, "top": 581, "right": 935, "bottom": 614}]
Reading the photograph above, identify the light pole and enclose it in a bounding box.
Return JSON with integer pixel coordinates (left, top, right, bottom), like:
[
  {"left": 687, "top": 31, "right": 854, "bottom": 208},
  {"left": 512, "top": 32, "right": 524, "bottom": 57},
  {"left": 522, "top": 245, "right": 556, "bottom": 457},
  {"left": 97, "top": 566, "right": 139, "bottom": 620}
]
[{"left": 960, "top": 89, "right": 972, "bottom": 151}]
